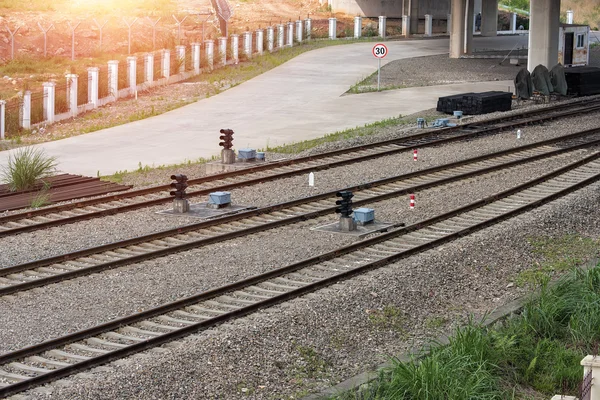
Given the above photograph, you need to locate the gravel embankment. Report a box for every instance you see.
[357,54,521,90]
[9,178,600,400]
[1,151,592,355]
[2,68,600,399]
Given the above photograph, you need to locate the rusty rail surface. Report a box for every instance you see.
[0,174,131,212]
[0,98,599,237]
[1,130,599,296]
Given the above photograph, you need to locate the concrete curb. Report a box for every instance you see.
[303,257,600,400]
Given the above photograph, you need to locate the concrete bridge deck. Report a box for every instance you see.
[0,36,527,177]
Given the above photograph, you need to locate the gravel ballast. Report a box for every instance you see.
[3,55,600,399]
[2,110,600,268]
[0,150,593,355]
[8,180,600,400]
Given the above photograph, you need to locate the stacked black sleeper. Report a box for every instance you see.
[436,91,512,115]
[564,67,600,96]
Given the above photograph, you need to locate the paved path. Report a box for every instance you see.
[0,36,528,176]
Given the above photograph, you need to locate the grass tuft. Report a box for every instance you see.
[331,266,600,400]
[1,146,57,191]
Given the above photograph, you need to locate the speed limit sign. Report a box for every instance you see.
[372,43,388,58]
[372,43,388,91]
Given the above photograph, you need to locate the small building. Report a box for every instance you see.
[558,23,590,67]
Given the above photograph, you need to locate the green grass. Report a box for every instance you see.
[516,234,599,287]
[187,37,380,88]
[368,305,406,333]
[99,154,218,184]
[30,187,51,208]
[331,266,600,400]
[262,117,403,154]
[0,146,57,191]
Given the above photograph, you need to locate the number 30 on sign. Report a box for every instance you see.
[372,43,388,58]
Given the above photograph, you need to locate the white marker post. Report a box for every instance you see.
[372,43,388,91]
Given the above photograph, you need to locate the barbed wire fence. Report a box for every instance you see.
[1,13,221,62]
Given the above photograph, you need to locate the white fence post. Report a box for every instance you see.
[243,31,252,58]
[162,49,170,78]
[354,16,362,38]
[205,40,214,70]
[378,16,387,38]
[66,74,78,118]
[329,18,337,39]
[287,21,294,46]
[218,37,227,66]
[145,53,154,83]
[425,14,433,36]
[127,57,136,95]
[0,100,5,140]
[108,60,119,99]
[296,20,303,43]
[581,355,600,400]
[231,34,239,64]
[305,18,311,40]
[87,67,99,107]
[176,45,186,73]
[266,27,274,52]
[43,82,55,123]
[277,24,285,48]
[21,91,31,130]
[256,30,264,55]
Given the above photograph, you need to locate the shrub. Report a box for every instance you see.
[1,146,58,191]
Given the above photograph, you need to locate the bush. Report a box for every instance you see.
[1,146,58,191]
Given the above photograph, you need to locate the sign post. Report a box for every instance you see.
[372,43,388,91]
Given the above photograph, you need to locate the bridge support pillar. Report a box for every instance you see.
[465,0,474,55]
[528,0,560,71]
[481,0,498,36]
[449,0,466,58]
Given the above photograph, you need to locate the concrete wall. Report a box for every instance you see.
[330,0,403,17]
[414,0,450,18]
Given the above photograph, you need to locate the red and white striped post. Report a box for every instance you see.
[413,149,418,161]
[410,194,415,209]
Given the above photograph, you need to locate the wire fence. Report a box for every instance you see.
[98,65,109,99]
[30,90,45,125]
[5,98,22,135]
[2,15,223,61]
[54,83,69,115]
[78,74,89,106]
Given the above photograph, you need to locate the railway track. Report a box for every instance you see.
[1,98,600,238]
[1,150,599,397]
[2,129,599,297]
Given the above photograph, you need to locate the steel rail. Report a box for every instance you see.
[1,99,600,237]
[1,152,599,397]
[1,130,599,296]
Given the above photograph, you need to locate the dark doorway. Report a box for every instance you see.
[564,32,574,65]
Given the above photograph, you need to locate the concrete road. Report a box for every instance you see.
[0,35,527,176]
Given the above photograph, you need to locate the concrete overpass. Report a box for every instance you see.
[328,0,563,72]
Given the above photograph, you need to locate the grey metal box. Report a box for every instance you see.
[238,148,256,159]
[354,207,375,223]
[209,191,231,205]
